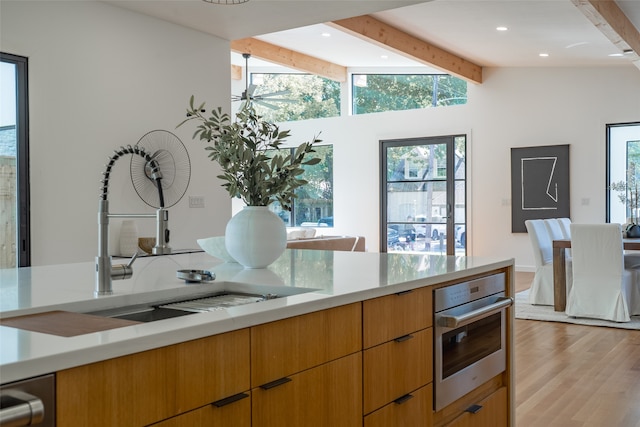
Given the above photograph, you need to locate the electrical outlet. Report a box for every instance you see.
[189,195,205,208]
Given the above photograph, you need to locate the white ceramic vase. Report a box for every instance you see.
[225,206,287,269]
[119,220,139,257]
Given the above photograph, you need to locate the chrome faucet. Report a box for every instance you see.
[95,145,172,296]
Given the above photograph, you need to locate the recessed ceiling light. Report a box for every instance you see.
[321,32,331,38]
[496,26,508,31]
[381,55,389,59]
[539,53,549,57]
[609,53,624,57]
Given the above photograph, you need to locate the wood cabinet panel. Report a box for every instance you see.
[251,303,361,387]
[56,329,250,427]
[252,352,362,427]
[363,286,432,348]
[148,394,251,427]
[364,384,433,427]
[363,327,432,414]
[443,387,507,427]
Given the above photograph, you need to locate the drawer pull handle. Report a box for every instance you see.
[394,334,414,343]
[394,394,414,405]
[212,392,249,408]
[260,377,292,390]
[395,289,413,296]
[465,404,483,414]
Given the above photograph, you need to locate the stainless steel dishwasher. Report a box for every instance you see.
[0,374,55,426]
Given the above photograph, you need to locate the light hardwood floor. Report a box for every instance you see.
[514,272,640,427]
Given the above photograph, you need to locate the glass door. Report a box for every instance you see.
[381,135,466,255]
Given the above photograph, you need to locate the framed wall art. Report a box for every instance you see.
[510,144,570,232]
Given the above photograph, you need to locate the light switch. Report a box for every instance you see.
[189,195,205,208]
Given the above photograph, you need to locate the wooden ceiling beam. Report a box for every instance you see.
[231,38,347,82]
[231,64,242,80]
[572,0,640,70]
[328,15,483,84]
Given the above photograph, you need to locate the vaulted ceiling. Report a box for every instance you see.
[106,0,640,84]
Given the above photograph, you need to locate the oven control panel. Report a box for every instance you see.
[434,272,506,311]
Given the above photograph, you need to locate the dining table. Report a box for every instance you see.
[552,238,640,311]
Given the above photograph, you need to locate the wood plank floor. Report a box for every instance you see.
[514,272,640,427]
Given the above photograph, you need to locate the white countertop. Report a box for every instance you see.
[0,250,513,384]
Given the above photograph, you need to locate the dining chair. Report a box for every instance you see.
[548,218,572,258]
[525,219,556,305]
[556,218,572,239]
[544,218,565,240]
[566,223,640,322]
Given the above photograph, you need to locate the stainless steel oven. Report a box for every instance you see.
[434,273,512,411]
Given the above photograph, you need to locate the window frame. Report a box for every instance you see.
[606,122,640,224]
[1,52,30,267]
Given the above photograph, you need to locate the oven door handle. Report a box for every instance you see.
[0,390,45,427]
[438,296,513,328]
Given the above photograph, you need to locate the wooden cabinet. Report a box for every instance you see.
[252,352,362,427]
[56,329,250,427]
[442,387,507,427]
[364,384,433,427]
[363,328,432,414]
[148,393,251,427]
[362,286,432,349]
[362,287,433,426]
[251,303,361,387]
[251,303,362,427]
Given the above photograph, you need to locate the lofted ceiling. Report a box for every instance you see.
[106,0,640,82]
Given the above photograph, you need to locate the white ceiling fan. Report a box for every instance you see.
[232,53,296,110]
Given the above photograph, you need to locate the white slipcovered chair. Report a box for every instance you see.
[525,219,556,305]
[557,218,572,239]
[546,218,572,259]
[544,218,565,241]
[566,223,640,322]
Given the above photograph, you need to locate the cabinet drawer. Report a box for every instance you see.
[444,387,507,427]
[57,329,250,427]
[251,303,361,387]
[148,392,251,427]
[363,328,433,414]
[364,384,433,427]
[252,352,362,427]
[363,286,432,348]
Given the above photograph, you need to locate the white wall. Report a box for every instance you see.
[1,1,233,265]
[3,2,640,271]
[282,66,640,270]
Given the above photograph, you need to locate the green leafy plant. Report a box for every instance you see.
[611,162,640,224]
[178,97,321,210]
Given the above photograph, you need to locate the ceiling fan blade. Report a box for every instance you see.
[256,89,291,98]
[247,84,258,97]
[254,99,279,110]
[262,97,297,104]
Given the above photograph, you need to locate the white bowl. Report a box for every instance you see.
[197,236,237,263]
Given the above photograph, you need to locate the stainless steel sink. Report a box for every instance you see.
[87,291,279,323]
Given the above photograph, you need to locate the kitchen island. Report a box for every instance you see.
[1,250,515,427]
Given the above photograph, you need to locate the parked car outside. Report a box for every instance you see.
[414,215,447,240]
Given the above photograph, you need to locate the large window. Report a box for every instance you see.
[250,73,340,123]
[607,122,640,224]
[269,144,333,227]
[352,74,467,115]
[1,53,29,267]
